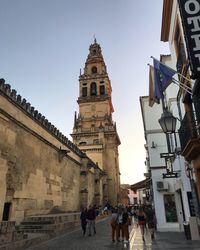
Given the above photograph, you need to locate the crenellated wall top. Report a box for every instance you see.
[0,78,85,157]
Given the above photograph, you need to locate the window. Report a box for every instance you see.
[164,194,178,222]
[90,82,97,96]
[82,87,87,97]
[100,85,105,95]
[91,66,97,74]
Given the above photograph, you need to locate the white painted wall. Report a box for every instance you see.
[164,0,192,224]
[140,0,196,233]
[152,169,180,231]
[140,93,191,231]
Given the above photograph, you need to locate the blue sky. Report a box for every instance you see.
[0,0,169,184]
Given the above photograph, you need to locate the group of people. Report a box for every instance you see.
[110,206,131,243]
[80,205,97,236]
[80,203,156,244]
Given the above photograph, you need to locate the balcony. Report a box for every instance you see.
[178,111,200,161]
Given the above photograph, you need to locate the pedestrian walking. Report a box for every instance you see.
[110,207,118,242]
[137,207,146,241]
[116,207,124,242]
[80,207,87,236]
[86,205,97,236]
[123,207,131,243]
[116,206,130,243]
[145,205,156,240]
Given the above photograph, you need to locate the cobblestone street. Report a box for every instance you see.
[27,218,200,250]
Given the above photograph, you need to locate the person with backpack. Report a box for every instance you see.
[145,205,156,240]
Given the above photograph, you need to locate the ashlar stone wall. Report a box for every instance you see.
[0,79,105,223]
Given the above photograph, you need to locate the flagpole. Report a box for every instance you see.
[172,77,192,92]
[151,56,191,83]
[172,79,193,95]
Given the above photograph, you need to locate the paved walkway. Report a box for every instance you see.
[27,218,200,250]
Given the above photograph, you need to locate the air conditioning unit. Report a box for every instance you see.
[156,181,169,191]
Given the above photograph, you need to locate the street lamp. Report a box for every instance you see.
[158,110,177,134]
[159,109,178,178]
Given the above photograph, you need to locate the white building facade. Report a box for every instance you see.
[139,0,200,233]
[140,91,192,232]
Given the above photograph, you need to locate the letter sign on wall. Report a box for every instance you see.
[178,0,200,79]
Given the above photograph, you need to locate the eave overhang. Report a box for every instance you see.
[130,178,151,192]
[161,0,173,42]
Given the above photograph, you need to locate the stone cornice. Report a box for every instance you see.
[77,95,110,104]
[161,0,173,42]
[0,79,84,157]
[79,74,109,81]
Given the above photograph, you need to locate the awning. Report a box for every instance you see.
[130,178,151,192]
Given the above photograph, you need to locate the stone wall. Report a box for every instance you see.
[0,79,105,223]
[0,156,8,220]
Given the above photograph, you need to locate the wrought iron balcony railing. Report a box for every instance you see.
[178,111,198,152]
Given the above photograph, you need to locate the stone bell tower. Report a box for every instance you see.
[71,39,121,205]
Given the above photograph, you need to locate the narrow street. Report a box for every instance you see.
[27,218,200,250]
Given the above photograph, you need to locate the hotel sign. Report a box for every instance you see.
[178,0,200,79]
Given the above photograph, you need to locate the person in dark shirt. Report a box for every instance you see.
[80,207,87,236]
[145,205,156,240]
[86,205,96,236]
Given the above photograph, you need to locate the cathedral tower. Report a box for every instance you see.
[71,40,121,205]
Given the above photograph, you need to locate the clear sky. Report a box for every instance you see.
[0,0,169,184]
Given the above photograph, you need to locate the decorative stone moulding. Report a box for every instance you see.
[0,78,84,156]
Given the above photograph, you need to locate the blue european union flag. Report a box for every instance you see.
[153,58,176,102]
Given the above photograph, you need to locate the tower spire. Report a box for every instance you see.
[93,34,97,44]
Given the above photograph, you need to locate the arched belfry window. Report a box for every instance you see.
[82,87,87,97]
[100,85,105,95]
[90,82,97,96]
[91,66,97,74]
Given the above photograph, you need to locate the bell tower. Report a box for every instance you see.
[71,39,121,205]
